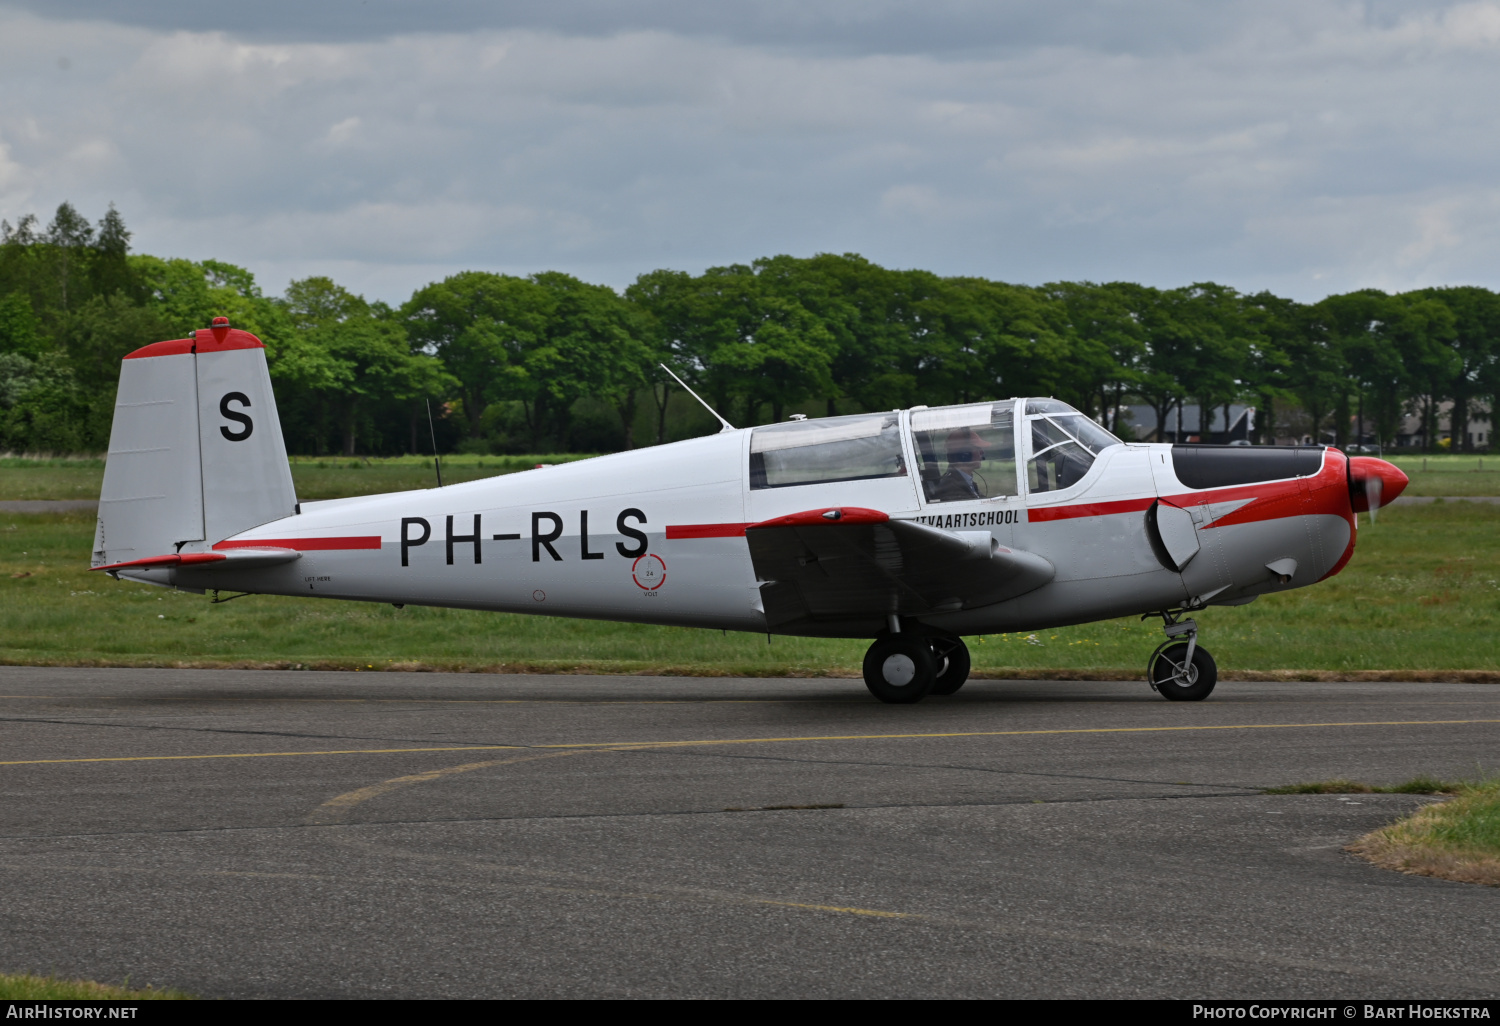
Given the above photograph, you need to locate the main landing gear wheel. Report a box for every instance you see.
[1150,641,1217,701]
[863,634,938,704]
[928,637,971,696]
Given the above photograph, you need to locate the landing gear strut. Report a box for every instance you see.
[1146,612,1217,701]
[928,636,971,696]
[862,630,971,703]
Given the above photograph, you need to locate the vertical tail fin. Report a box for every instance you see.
[94,319,296,568]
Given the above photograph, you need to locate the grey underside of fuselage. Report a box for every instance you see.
[137,508,1346,640]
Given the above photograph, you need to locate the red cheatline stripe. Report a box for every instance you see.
[665,523,751,540]
[1028,498,1154,522]
[214,537,381,551]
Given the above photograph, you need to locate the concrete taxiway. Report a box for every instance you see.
[1,666,1496,999]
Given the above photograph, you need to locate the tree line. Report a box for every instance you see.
[2,202,1496,457]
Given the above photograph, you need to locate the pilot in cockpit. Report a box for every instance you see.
[934,428,986,501]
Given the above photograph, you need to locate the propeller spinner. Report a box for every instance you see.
[1348,455,1409,521]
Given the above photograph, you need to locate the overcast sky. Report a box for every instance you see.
[2,1,1498,304]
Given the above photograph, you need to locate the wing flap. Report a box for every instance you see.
[744,507,1053,629]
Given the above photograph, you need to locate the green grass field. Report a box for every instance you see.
[1348,778,1500,887]
[0,972,191,1000]
[1385,454,1500,496]
[1,494,1495,676]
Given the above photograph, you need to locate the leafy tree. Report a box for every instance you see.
[283,275,369,330]
[275,277,452,455]
[1044,281,1145,434]
[1281,312,1344,446]
[1313,290,1400,447]
[0,353,36,415]
[43,202,94,315]
[124,255,287,348]
[1417,287,1500,451]
[0,292,44,359]
[403,272,554,443]
[1129,286,1191,441]
[88,205,135,300]
[630,263,835,427]
[529,271,653,449]
[1159,283,1254,442]
[622,269,697,445]
[1387,293,1459,449]
[753,253,905,416]
[1235,291,1297,445]
[0,351,93,453]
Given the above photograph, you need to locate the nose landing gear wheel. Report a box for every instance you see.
[863,634,938,704]
[928,637,971,696]
[1150,641,1217,701]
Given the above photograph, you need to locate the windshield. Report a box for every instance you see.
[910,402,1019,502]
[749,413,906,489]
[1025,401,1122,492]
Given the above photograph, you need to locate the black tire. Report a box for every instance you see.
[863,634,938,704]
[1151,642,1217,701]
[928,637,971,696]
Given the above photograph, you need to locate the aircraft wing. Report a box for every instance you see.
[744,507,1053,632]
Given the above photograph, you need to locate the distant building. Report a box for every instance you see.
[1391,401,1491,450]
[1118,404,1254,444]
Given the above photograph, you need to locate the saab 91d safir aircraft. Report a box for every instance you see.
[92,319,1409,703]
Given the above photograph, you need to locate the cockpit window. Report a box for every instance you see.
[1025,402,1121,492]
[911,403,1019,503]
[749,413,905,489]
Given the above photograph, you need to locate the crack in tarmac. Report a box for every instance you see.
[0,789,1343,841]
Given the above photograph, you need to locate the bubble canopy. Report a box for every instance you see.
[747,399,1121,497]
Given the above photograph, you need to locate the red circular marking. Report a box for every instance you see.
[631,554,666,590]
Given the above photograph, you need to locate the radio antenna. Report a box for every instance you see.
[659,363,734,433]
[426,398,444,487]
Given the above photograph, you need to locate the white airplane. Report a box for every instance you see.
[91,320,1409,703]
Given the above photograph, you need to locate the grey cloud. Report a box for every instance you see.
[2,3,1498,306]
[0,0,1455,53]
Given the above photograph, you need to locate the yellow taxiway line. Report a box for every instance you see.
[536,719,1500,750]
[0,745,527,767]
[2,718,1497,768]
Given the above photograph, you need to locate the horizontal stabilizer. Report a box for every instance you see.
[745,506,1053,631]
[92,547,301,573]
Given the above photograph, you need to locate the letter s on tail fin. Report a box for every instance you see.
[93,320,297,569]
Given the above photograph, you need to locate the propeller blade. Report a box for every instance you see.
[1365,473,1383,523]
